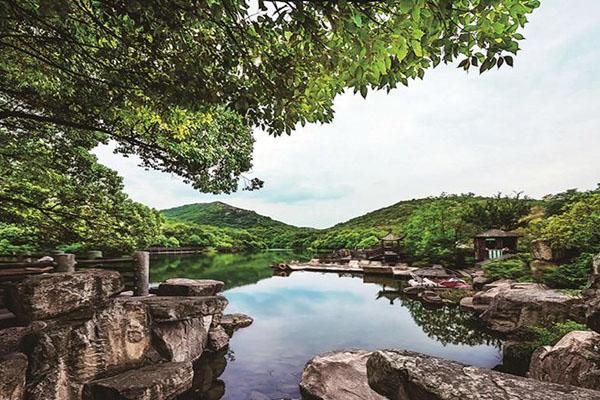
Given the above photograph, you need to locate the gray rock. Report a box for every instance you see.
[300,350,386,400]
[136,296,228,322]
[472,280,514,306]
[367,349,600,400]
[459,297,488,313]
[220,313,253,336]
[480,283,582,333]
[529,330,600,390]
[25,299,153,400]
[5,269,123,322]
[85,361,193,400]
[153,317,209,362]
[0,352,27,400]
[207,325,229,352]
[157,279,224,297]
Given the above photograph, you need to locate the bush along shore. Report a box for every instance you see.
[0,269,253,400]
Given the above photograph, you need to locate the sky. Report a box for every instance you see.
[95,0,600,229]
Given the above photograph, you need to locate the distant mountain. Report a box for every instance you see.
[161,201,293,229]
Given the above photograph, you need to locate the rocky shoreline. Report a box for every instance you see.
[0,269,252,400]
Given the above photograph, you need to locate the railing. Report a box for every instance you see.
[0,251,149,295]
[488,249,503,260]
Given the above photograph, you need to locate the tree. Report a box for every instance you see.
[1,0,540,193]
[0,128,162,253]
[463,192,532,231]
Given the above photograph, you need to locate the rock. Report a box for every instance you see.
[157,279,224,297]
[5,269,123,322]
[531,240,562,262]
[85,361,193,400]
[366,349,600,400]
[207,325,229,352]
[0,353,28,400]
[459,297,488,313]
[153,317,209,362]
[0,321,45,356]
[220,313,253,336]
[137,296,228,322]
[419,291,452,306]
[498,340,535,376]
[593,253,600,280]
[472,280,513,306]
[529,330,600,390]
[472,276,492,291]
[585,289,600,333]
[25,299,153,400]
[299,350,386,400]
[480,283,582,333]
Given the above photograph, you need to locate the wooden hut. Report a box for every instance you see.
[474,229,519,262]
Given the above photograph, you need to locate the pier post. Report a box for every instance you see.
[133,251,150,296]
[55,253,76,272]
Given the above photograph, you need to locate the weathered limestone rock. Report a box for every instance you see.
[0,352,28,400]
[85,361,193,400]
[300,350,386,400]
[25,299,153,400]
[593,252,600,281]
[220,313,253,336]
[530,240,562,262]
[529,330,600,390]
[5,270,123,322]
[585,289,600,333]
[366,349,600,400]
[472,275,492,291]
[153,318,209,362]
[459,297,488,313]
[480,282,582,333]
[138,296,227,323]
[157,279,224,297]
[472,280,514,307]
[0,321,45,356]
[207,325,229,352]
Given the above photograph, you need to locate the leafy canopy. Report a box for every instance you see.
[1,0,540,192]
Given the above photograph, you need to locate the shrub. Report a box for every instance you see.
[482,258,533,282]
[542,253,593,289]
[526,320,589,349]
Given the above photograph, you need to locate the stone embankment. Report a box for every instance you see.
[0,269,252,400]
[300,349,600,400]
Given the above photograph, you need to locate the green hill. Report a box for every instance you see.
[161,201,292,229]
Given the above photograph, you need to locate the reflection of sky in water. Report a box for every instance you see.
[220,272,502,400]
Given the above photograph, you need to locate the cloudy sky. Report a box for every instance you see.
[95,0,600,229]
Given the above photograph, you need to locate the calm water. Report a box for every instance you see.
[151,253,502,400]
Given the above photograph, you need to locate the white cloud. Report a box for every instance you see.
[95,0,600,228]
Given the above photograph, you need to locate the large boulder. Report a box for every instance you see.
[152,318,209,362]
[472,280,514,307]
[480,283,583,333]
[530,240,563,262]
[592,252,600,277]
[367,349,600,400]
[157,279,224,297]
[25,299,153,400]
[85,361,193,400]
[5,270,123,322]
[0,352,28,400]
[138,296,227,323]
[529,330,600,390]
[299,350,386,400]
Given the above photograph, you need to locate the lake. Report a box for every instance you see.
[151,252,502,400]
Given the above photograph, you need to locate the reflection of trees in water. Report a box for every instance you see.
[399,296,501,347]
[150,251,308,289]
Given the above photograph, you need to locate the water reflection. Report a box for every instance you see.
[153,254,502,400]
